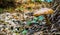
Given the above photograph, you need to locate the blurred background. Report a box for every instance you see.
[0,0,60,35]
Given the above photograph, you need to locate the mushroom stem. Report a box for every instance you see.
[44,15,51,25]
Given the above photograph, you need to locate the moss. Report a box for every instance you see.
[0,8,4,13]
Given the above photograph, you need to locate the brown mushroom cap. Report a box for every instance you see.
[33,8,54,16]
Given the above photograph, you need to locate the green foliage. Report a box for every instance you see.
[38,16,45,21]
[27,20,32,26]
[22,30,28,35]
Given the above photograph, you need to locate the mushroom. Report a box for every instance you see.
[33,8,54,25]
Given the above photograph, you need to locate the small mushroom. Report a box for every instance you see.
[33,8,54,25]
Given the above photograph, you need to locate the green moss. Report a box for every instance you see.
[0,8,4,13]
